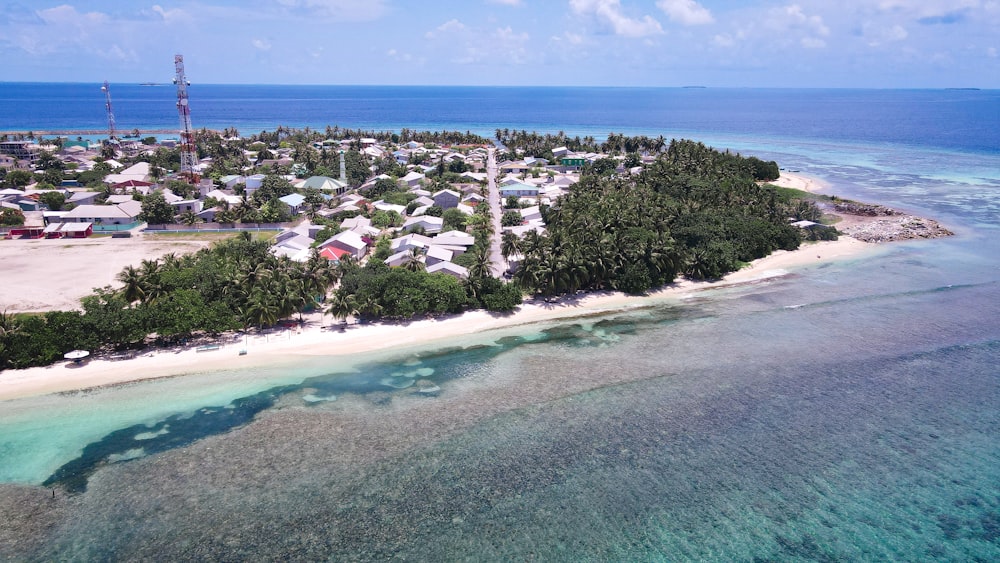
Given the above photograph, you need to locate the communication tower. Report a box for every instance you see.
[173,54,199,183]
[100,81,116,141]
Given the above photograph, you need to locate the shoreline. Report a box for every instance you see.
[0,184,874,402]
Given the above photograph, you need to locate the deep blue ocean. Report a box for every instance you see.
[1,84,999,560]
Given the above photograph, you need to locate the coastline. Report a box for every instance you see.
[0,179,874,402]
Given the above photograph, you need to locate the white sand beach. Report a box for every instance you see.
[0,229,871,402]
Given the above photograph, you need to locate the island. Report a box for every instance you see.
[0,127,951,395]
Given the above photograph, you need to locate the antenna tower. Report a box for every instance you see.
[173,54,199,183]
[100,81,116,141]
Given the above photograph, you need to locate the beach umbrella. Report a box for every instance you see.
[64,350,90,361]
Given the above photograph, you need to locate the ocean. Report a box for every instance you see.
[1,85,999,560]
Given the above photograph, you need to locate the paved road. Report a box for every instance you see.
[486,148,505,277]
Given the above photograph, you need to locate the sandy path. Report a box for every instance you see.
[0,237,209,312]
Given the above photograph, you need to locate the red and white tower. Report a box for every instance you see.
[100,81,116,141]
[173,54,199,183]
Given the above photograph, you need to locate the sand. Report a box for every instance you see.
[0,237,209,312]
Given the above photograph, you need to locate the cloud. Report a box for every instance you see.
[656,0,714,26]
[487,0,523,5]
[252,38,272,51]
[917,10,968,24]
[570,0,664,37]
[426,18,466,38]
[37,4,108,26]
[149,4,189,24]
[765,4,829,48]
[274,0,387,21]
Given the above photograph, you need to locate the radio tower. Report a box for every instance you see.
[173,54,199,183]
[100,81,116,141]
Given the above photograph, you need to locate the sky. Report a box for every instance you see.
[1,0,997,87]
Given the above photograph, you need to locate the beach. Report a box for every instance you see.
[0,176,875,402]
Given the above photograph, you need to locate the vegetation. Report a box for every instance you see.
[513,139,804,295]
[0,235,338,370]
[0,208,25,227]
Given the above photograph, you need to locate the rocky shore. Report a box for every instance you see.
[828,201,953,243]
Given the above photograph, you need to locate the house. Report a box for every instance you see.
[433,230,476,247]
[318,230,367,260]
[301,175,349,195]
[431,189,461,209]
[278,193,306,215]
[66,191,101,207]
[402,215,443,234]
[171,199,203,215]
[520,205,543,223]
[552,146,570,158]
[499,182,540,198]
[424,245,453,266]
[384,249,418,268]
[390,233,435,254]
[319,246,353,261]
[60,200,142,230]
[399,171,425,188]
[426,261,468,279]
[244,174,266,194]
[103,162,151,185]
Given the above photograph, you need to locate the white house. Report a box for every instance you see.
[431,189,461,209]
[426,261,468,279]
[402,215,443,234]
[318,230,368,260]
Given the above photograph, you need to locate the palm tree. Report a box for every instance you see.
[178,210,200,226]
[401,247,425,272]
[501,231,522,262]
[467,244,493,280]
[325,293,358,328]
[116,265,146,303]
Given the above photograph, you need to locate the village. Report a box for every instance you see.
[0,132,646,286]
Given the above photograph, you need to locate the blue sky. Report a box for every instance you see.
[1,0,997,87]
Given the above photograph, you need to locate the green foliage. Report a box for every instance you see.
[514,139,802,296]
[501,210,523,227]
[367,177,401,199]
[336,266,467,320]
[139,192,176,224]
[3,169,32,188]
[442,208,468,232]
[38,192,66,211]
[252,174,293,204]
[475,278,523,312]
[424,205,444,217]
[382,191,416,206]
[0,208,25,226]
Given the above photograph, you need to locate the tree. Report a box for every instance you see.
[139,192,176,224]
[178,210,201,226]
[38,191,66,211]
[0,208,25,227]
[325,293,358,327]
[442,208,468,232]
[3,169,32,188]
[501,210,523,227]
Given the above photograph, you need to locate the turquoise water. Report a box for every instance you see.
[1,87,999,559]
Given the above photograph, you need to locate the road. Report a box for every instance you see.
[486,148,505,277]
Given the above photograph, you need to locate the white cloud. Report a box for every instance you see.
[252,38,272,51]
[274,0,387,21]
[988,47,997,58]
[570,0,664,37]
[488,0,523,5]
[99,44,139,63]
[656,0,714,26]
[426,18,467,38]
[149,4,189,24]
[37,5,108,26]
